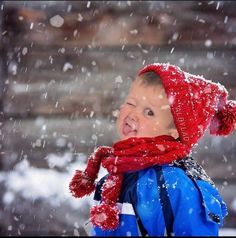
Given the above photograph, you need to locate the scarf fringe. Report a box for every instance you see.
[69,135,191,231]
[90,203,120,230]
[69,170,96,198]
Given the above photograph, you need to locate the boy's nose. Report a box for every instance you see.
[128,111,139,122]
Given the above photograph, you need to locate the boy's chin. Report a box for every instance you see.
[119,133,138,141]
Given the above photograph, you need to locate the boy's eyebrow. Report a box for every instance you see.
[127,95,158,108]
[126,96,136,101]
[142,96,158,107]
[149,101,158,108]
[142,97,158,108]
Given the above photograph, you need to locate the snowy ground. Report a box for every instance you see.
[0,152,235,235]
[0,152,107,210]
[219,228,236,236]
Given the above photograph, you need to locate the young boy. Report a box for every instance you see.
[70,63,235,236]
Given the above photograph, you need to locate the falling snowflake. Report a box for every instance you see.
[63,62,73,72]
[50,15,64,28]
[115,75,123,84]
[205,39,212,47]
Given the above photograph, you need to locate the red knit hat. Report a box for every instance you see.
[138,63,236,147]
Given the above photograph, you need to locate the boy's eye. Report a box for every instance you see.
[126,102,135,106]
[144,108,154,116]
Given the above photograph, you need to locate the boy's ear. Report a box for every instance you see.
[169,128,179,139]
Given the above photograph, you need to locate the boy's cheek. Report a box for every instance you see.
[117,106,126,119]
[115,113,122,131]
[118,104,125,114]
[115,119,123,139]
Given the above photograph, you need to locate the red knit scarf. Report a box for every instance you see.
[69,135,191,230]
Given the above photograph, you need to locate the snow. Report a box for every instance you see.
[93,213,107,223]
[0,152,107,210]
[90,111,94,118]
[231,198,236,211]
[172,32,179,41]
[49,15,64,28]
[3,191,15,205]
[205,39,212,47]
[156,144,165,151]
[55,137,68,147]
[63,62,73,72]
[130,29,138,35]
[77,13,83,22]
[73,229,80,236]
[8,61,17,75]
[199,19,206,24]
[87,1,91,8]
[67,4,72,13]
[30,22,34,30]
[112,109,119,118]
[115,75,123,84]
[219,228,236,236]
[73,29,78,37]
[45,152,73,169]
[91,134,98,141]
[22,47,28,55]
[58,47,65,54]
[1,121,234,230]
[179,58,185,64]
[224,16,228,24]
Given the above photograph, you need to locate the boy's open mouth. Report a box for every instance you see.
[122,121,137,136]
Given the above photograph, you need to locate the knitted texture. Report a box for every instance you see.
[70,135,190,230]
[138,63,236,147]
[70,63,236,231]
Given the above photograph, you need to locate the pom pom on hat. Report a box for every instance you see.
[138,63,236,147]
[209,100,236,136]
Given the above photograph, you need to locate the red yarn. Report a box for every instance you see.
[102,135,190,174]
[138,63,236,146]
[101,174,124,203]
[70,63,236,231]
[69,146,112,198]
[69,170,95,198]
[90,204,120,230]
[70,135,191,230]
[209,100,236,136]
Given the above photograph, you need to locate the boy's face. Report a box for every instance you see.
[116,78,178,140]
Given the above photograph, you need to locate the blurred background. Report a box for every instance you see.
[0,1,236,236]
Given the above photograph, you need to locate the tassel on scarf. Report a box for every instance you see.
[69,135,190,230]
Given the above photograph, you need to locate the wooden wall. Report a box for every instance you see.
[1,1,236,235]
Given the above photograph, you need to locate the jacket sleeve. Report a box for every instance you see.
[163,166,227,236]
[135,166,227,236]
[91,174,141,236]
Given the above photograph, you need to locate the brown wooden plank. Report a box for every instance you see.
[3,47,236,117]
[215,182,236,228]
[2,117,236,180]
[3,71,128,117]
[2,118,118,170]
[6,47,236,87]
[193,131,236,180]
[3,2,236,47]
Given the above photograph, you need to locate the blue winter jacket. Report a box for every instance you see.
[91,157,227,236]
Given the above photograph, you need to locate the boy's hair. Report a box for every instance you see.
[138,63,236,147]
[136,71,176,131]
[136,71,162,86]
